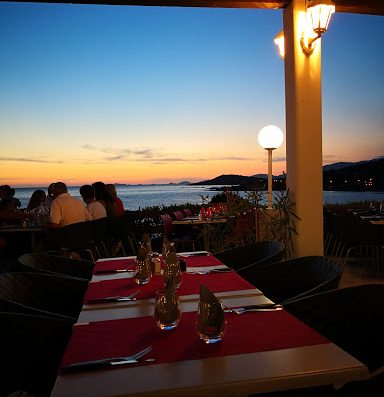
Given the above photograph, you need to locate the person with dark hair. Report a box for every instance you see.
[79,185,107,220]
[106,184,124,216]
[45,183,56,209]
[0,185,21,209]
[48,182,91,228]
[0,185,26,225]
[92,181,118,217]
[27,189,47,211]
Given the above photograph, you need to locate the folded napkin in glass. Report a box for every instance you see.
[196,284,226,343]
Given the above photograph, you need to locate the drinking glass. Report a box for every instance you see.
[134,259,152,285]
[154,289,181,331]
[196,300,227,344]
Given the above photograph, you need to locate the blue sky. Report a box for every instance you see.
[0,3,383,186]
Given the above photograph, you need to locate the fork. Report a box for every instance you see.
[62,346,153,372]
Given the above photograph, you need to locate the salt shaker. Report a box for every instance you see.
[151,252,161,274]
[179,259,186,272]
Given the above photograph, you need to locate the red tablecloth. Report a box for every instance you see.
[61,310,329,368]
[85,272,253,303]
[93,254,221,274]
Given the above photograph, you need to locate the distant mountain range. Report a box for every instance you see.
[191,157,384,191]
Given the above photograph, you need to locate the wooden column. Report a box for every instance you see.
[283,0,324,256]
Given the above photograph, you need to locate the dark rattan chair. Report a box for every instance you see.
[285,284,384,373]
[214,240,285,272]
[18,253,95,280]
[0,312,73,397]
[0,271,88,320]
[0,297,74,321]
[44,220,95,260]
[246,255,343,304]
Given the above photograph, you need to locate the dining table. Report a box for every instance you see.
[0,224,44,253]
[172,216,227,250]
[51,251,369,397]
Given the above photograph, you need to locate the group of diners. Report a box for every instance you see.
[0,181,125,229]
[0,182,126,267]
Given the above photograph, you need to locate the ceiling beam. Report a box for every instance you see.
[1,1,383,16]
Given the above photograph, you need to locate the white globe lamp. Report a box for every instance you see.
[258,125,284,209]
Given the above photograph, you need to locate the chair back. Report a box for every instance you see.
[183,208,193,217]
[215,240,285,271]
[161,214,174,236]
[0,311,73,397]
[19,253,94,280]
[44,220,94,259]
[285,284,384,372]
[0,297,74,320]
[0,271,88,320]
[173,210,185,220]
[248,255,343,304]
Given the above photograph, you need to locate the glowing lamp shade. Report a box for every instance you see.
[274,31,285,58]
[308,0,335,35]
[258,125,284,150]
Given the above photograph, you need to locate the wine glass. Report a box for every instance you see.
[134,259,152,285]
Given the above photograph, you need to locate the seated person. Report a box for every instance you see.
[79,185,107,220]
[106,183,125,216]
[48,182,91,228]
[27,189,47,211]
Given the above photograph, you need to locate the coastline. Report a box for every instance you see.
[12,185,384,211]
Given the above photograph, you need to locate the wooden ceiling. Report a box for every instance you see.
[1,0,384,16]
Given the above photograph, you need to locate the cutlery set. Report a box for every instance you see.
[62,346,153,372]
[87,290,140,304]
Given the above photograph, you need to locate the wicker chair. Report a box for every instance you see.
[0,271,88,320]
[18,253,95,280]
[0,297,74,320]
[246,255,343,305]
[285,284,384,374]
[44,220,95,261]
[0,311,73,397]
[214,240,285,272]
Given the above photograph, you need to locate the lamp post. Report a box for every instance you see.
[258,125,284,209]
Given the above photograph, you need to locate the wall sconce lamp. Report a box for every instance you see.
[301,0,335,54]
[274,31,285,58]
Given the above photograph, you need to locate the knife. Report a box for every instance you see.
[95,268,134,274]
[240,303,281,310]
[181,252,210,257]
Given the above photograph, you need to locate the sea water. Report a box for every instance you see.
[12,185,384,210]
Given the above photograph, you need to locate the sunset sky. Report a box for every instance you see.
[0,3,383,187]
